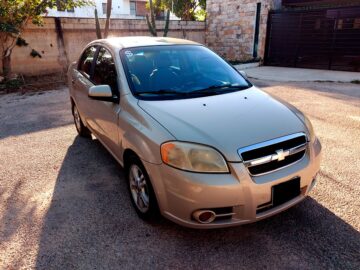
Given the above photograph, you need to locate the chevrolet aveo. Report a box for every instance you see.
[68,37,321,228]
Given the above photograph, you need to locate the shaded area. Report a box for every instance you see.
[35,136,360,269]
[0,182,37,245]
[0,88,72,139]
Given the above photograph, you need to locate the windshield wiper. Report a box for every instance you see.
[137,89,186,96]
[189,84,249,95]
[137,84,249,97]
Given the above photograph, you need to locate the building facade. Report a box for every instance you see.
[206,0,360,67]
[47,0,148,18]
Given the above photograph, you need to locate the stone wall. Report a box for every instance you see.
[206,0,281,62]
[2,17,205,76]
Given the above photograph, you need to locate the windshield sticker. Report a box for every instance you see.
[125,51,133,57]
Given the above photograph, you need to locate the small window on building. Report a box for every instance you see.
[102,3,107,14]
[315,18,321,30]
[354,18,360,29]
[130,1,136,16]
[337,19,343,30]
[338,18,356,30]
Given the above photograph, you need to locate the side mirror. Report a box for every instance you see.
[239,70,248,79]
[88,85,116,102]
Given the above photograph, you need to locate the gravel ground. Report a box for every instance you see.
[0,81,359,269]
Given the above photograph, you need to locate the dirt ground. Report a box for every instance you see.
[0,81,359,269]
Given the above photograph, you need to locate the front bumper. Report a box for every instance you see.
[143,138,322,229]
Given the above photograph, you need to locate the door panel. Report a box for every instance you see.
[74,46,97,123]
[88,47,121,158]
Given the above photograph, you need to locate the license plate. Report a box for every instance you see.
[272,177,300,207]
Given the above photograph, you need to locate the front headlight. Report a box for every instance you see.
[304,115,316,142]
[160,141,229,173]
[293,109,315,143]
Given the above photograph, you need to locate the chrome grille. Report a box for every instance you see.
[238,133,308,176]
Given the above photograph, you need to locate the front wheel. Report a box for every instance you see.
[72,104,91,138]
[127,156,159,220]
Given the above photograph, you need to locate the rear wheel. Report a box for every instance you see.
[126,156,159,220]
[72,104,91,138]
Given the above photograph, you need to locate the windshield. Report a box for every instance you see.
[120,45,251,100]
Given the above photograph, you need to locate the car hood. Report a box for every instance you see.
[138,87,306,162]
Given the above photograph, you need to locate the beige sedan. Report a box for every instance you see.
[68,37,321,228]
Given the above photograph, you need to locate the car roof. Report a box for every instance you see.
[90,36,201,50]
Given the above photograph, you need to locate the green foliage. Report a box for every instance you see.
[0,0,93,79]
[0,23,19,35]
[160,0,206,20]
[94,8,102,39]
[194,7,206,21]
[146,0,166,17]
[0,78,23,91]
[0,1,93,32]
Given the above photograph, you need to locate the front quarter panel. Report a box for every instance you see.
[119,94,175,165]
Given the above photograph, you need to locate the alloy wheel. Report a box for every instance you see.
[73,106,81,131]
[129,164,150,213]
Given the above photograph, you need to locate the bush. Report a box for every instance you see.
[0,78,24,92]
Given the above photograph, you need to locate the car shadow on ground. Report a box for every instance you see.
[34,136,360,269]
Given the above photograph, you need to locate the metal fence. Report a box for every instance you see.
[265,6,360,71]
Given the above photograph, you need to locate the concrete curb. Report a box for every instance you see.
[233,62,260,70]
[236,66,360,83]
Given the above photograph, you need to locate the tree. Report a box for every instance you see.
[146,0,170,37]
[161,0,206,21]
[0,0,92,81]
[94,8,102,39]
[146,0,166,18]
[104,0,112,38]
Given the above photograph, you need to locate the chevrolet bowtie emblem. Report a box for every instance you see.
[275,149,286,161]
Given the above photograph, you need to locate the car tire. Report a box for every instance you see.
[126,155,160,220]
[72,104,91,138]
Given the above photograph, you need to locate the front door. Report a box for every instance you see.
[88,46,121,158]
[73,45,97,122]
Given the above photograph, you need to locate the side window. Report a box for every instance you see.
[78,46,97,78]
[93,47,119,96]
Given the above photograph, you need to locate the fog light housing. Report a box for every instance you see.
[192,210,216,224]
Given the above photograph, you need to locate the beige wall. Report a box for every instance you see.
[2,18,205,76]
[206,0,280,62]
